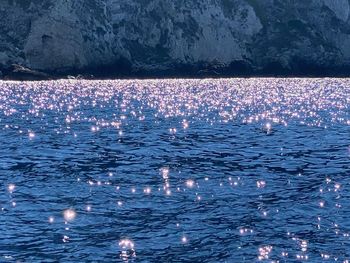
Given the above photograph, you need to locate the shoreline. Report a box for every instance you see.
[2,74,350,82]
[2,76,350,82]
[2,64,350,81]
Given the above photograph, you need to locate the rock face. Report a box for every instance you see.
[1,0,350,76]
[5,64,50,80]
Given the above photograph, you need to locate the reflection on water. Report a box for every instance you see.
[0,78,350,262]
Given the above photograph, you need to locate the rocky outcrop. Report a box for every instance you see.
[1,0,350,77]
[23,1,115,71]
[110,1,262,67]
[4,64,50,80]
[324,0,349,22]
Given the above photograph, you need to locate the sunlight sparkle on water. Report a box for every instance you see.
[1,78,350,261]
[256,180,266,189]
[7,184,15,193]
[119,239,136,259]
[301,240,308,252]
[143,187,151,194]
[63,209,77,222]
[161,167,169,180]
[258,245,273,260]
[119,239,135,250]
[186,179,195,188]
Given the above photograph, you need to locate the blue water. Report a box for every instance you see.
[0,78,349,262]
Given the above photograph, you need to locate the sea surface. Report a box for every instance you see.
[0,78,349,262]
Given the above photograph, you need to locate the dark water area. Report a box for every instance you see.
[0,78,349,262]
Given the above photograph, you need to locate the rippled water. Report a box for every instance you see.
[0,78,350,262]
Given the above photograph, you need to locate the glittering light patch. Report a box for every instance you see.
[119,239,136,259]
[258,245,273,260]
[185,179,195,188]
[7,184,15,193]
[63,209,77,222]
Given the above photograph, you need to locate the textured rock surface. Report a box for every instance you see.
[1,0,350,76]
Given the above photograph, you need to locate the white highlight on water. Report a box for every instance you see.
[63,209,77,222]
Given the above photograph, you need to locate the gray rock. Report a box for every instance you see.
[324,0,349,22]
[0,52,9,66]
[7,64,50,81]
[0,0,350,76]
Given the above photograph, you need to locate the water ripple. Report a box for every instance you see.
[0,78,349,262]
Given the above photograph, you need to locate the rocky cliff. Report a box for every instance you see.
[1,0,350,77]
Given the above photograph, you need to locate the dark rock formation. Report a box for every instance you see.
[1,0,350,78]
[5,64,50,81]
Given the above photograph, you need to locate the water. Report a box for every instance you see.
[0,78,349,262]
